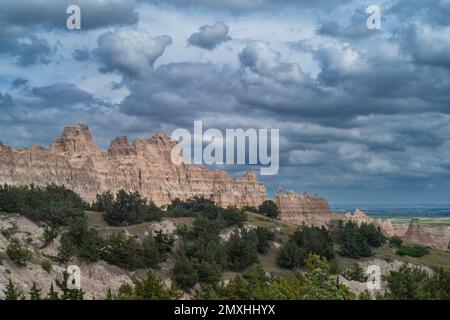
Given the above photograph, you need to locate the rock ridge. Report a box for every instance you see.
[0,124,267,208]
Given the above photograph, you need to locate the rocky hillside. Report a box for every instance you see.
[0,213,132,299]
[0,124,267,208]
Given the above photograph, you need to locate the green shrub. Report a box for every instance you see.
[292,225,335,260]
[384,265,431,299]
[6,238,32,266]
[103,190,163,226]
[396,245,429,257]
[91,191,114,212]
[41,260,52,273]
[43,225,59,245]
[339,222,371,258]
[117,271,181,300]
[389,235,403,247]
[359,223,386,247]
[172,255,199,290]
[343,263,368,282]
[254,227,275,254]
[277,240,305,269]
[0,184,85,226]
[257,200,279,218]
[225,228,258,271]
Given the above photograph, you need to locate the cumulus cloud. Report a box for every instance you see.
[239,42,309,84]
[188,22,231,50]
[95,29,172,79]
[396,25,450,69]
[2,0,450,202]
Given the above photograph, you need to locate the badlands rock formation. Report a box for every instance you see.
[275,189,408,237]
[343,209,408,237]
[0,214,131,299]
[274,189,334,226]
[275,189,449,249]
[401,219,450,250]
[402,219,435,247]
[0,124,267,207]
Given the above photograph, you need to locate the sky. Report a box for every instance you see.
[1,0,450,204]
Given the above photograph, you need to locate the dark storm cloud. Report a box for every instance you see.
[0,92,15,113]
[188,22,231,50]
[118,39,450,131]
[31,83,97,107]
[0,84,133,148]
[3,0,450,202]
[11,78,29,88]
[388,0,450,27]
[0,0,138,35]
[394,25,450,70]
[119,62,241,126]
[138,0,352,13]
[0,35,55,66]
[0,0,138,65]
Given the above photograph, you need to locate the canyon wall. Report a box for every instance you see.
[275,189,449,250]
[0,124,267,208]
[274,189,335,226]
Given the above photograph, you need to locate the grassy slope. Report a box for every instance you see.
[85,210,450,273]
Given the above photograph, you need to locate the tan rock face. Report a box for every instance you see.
[402,219,434,245]
[274,189,334,227]
[274,190,408,238]
[401,218,449,249]
[0,124,267,208]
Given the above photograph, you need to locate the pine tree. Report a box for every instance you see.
[29,282,42,300]
[46,283,59,300]
[106,288,114,300]
[3,279,21,300]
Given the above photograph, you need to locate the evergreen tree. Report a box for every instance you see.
[172,255,199,290]
[277,240,305,269]
[118,271,181,300]
[254,227,275,254]
[257,200,279,218]
[43,225,59,245]
[46,283,59,300]
[291,225,335,260]
[3,279,21,300]
[105,288,114,300]
[6,238,32,266]
[339,222,371,258]
[29,282,42,300]
[225,228,258,271]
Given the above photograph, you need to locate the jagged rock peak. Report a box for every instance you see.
[49,124,101,157]
[108,136,135,156]
[0,140,9,152]
[0,124,268,208]
[402,219,435,247]
[241,171,258,181]
[148,132,176,145]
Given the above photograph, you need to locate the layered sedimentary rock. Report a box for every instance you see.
[343,209,408,237]
[274,189,335,226]
[0,124,267,207]
[274,190,410,237]
[402,219,434,246]
[430,227,450,251]
[401,219,450,250]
